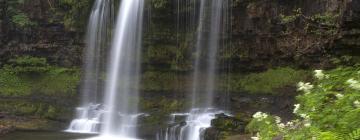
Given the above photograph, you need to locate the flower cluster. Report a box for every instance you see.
[275,116,285,130]
[354,100,360,108]
[314,70,325,80]
[251,133,260,140]
[293,104,300,114]
[248,67,360,140]
[297,82,314,94]
[346,79,360,90]
[253,112,268,121]
[335,94,344,99]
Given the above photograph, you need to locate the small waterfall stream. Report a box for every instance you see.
[66,0,113,134]
[67,0,228,139]
[158,0,229,140]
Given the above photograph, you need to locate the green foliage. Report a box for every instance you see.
[247,67,360,139]
[223,67,309,94]
[348,128,360,140]
[241,67,309,94]
[11,12,36,28]
[6,56,50,74]
[0,100,70,119]
[6,0,37,28]
[0,69,31,96]
[311,13,338,27]
[308,12,339,36]
[58,0,93,30]
[279,8,302,24]
[141,71,178,92]
[0,56,80,97]
[152,0,168,8]
[141,98,184,126]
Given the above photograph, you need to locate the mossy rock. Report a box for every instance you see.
[218,67,311,95]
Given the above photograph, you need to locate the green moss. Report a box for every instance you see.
[140,98,184,125]
[0,70,32,96]
[0,99,72,121]
[220,67,310,94]
[0,56,80,97]
[11,12,37,28]
[53,0,92,30]
[141,71,182,92]
[144,45,177,65]
[242,67,309,94]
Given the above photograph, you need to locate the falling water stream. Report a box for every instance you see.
[67,0,144,139]
[66,0,113,134]
[89,0,144,139]
[158,0,228,140]
[67,0,228,139]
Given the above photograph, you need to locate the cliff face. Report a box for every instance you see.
[0,0,89,67]
[1,0,359,71]
[229,0,359,71]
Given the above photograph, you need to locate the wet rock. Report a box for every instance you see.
[204,113,248,140]
[0,124,15,135]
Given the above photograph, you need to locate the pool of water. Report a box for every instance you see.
[1,131,98,140]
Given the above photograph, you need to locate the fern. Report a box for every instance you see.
[347,129,360,140]
[333,129,360,140]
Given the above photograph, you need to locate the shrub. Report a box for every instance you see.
[247,67,360,140]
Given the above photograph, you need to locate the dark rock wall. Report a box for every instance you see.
[229,0,353,71]
[1,0,359,71]
[0,0,86,67]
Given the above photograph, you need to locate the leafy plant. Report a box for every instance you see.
[58,0,93,30]
[279,8,302,24]
[247,67,360,139]
[6,0,37,28]
[152,0,168,8]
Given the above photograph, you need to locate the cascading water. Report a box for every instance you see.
[66,0,113,134]
[158,0,228,140]
[87,0,145,139]
[67,0,144,139]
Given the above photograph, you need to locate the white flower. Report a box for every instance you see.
[293,104,300,114]
[314,70,325,80]
[346,79,360,90]
[311,107,316,111]
[278,123,285,129]
[275,116,281,124]
[253,112,268,121]
[335,94,344,99]
[251,133,260,140]
[354,100,360,108]
[304,122,311,127]
[300,113,310,119]
[297,82,314,93]
[286,121,294,127]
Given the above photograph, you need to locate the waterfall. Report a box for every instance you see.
[67,0,144,139]
[100,0,144,137]
[66,0,113,134]
[158,0,228,140]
